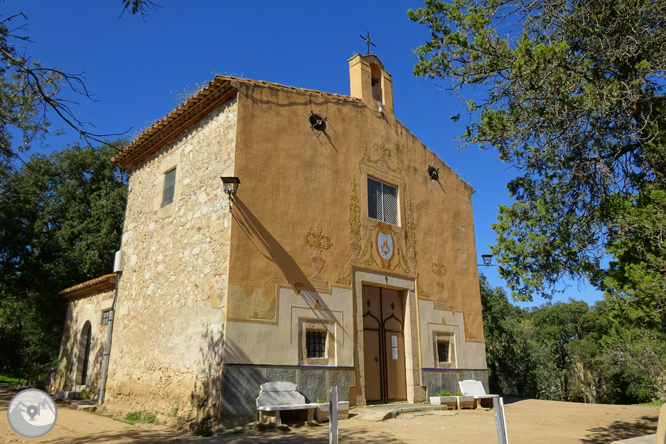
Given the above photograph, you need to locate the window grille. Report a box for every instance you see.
[161,168,177,207]
[437,340,450,363]
[306,330,326,358]
[102,310,111,326]
[367,177,398,224]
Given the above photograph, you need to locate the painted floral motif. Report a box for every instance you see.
[304,223,332,251]
[431,261,447,277]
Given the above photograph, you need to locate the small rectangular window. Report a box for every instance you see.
[368,177,398,225]
[306,330,326,358]
[437,340,450,363]
[161,168,177,207]
[102,310,111,326]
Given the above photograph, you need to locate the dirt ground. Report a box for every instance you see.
[1,388,660,443]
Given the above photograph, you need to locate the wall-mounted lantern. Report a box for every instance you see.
[309,111,328,135]
[479,254,493,266]
[220,176,240,213]
[428,165,440,182]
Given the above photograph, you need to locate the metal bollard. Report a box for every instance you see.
[494,396,509,444]
[329,386,338,444]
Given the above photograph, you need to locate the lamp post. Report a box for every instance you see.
[220,177,240,213]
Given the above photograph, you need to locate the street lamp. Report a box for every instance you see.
[220,177,240,213]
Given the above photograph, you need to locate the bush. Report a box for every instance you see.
[124,411,156,425]
[194,416,213,437]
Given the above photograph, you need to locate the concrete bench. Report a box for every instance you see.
[459,379,499,408]
[256,381,321,426]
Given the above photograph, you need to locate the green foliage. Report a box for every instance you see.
[435,390,451,397]
[194,416,213,437]
[124,411,156,424]
[76,390,91,400]
[0,12,62,166]
[313,398,327,403]
[410,0,666,325]
[0,372,21,386]
[125,411,142,423]
[480,276,539,397]
[480,276,665,403]
[0,142,127,374]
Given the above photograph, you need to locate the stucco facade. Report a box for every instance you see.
[56,54,488,427]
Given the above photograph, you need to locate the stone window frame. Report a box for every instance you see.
[367,176,398,225]
[305,330,327,359]
[101,310,111,326]
[154,153,182,217]
[161,167,177,207]
[434,332,456,369]
[359,165,405,228]
[299,319,335,366]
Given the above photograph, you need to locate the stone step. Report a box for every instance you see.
[70,400,98,411]
[355,403,450,422]
[57,391,80,400]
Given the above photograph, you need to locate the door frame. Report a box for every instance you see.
[362,285,407,403]
[353,269,425,405]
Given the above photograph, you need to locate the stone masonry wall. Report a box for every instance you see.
[103,98,237,421]
[52,287,115,396]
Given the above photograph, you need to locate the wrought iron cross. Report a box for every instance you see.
[359,30,376,55]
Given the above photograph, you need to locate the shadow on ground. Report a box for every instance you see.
[50,426,401,443]
[581,415,658,444]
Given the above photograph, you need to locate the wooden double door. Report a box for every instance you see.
[362,285,407,404]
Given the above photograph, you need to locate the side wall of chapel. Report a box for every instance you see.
[103,99,237,419]
[52,287,115,396]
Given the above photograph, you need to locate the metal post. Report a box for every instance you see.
[329,386,338,444]
[494,397,509,444]
[98,250,124,404]
[97,273,119,404]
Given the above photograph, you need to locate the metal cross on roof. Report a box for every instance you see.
[359,30,376,55]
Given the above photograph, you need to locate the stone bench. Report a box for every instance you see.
[256,381,349,425]
[459,379,499,408]
[256,381,321,426]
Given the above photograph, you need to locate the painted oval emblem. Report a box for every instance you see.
[377,232,394,261]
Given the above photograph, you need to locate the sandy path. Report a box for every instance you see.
[1,389,660,443]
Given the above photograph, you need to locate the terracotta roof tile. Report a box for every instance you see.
[59,274,116,299]
[112,76,360,169]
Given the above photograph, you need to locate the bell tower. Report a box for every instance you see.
[348,54,394,117]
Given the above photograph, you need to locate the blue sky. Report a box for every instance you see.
[8,0,603,308]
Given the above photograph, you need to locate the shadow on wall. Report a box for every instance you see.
[232,198,336,314]
[189,322,225,419]
[51,310,105,395]
[581,415,658,444]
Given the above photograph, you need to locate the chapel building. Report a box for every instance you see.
[53,54,488,426]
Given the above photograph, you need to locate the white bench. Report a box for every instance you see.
[459,379,499,408]
[256,381,320,426]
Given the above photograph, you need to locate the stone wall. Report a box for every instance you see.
[421,369,489,397]
[53,286,115,396]
[103,98,237,420]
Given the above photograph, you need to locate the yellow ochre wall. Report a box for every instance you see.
[224,55,485,376]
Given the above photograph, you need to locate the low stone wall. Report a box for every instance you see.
[220,365,354,427]
[421,369,489,397]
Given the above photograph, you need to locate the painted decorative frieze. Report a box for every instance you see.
[360,142,403,174]
[304,223,332,293]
